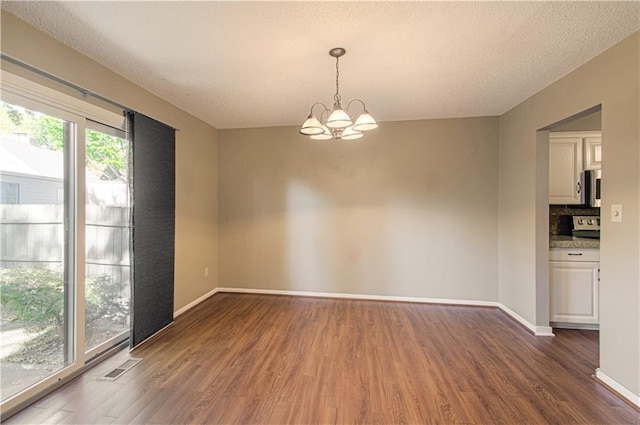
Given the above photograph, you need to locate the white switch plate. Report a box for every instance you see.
[611,204,622,222]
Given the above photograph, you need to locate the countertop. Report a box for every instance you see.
[549,235,600,249]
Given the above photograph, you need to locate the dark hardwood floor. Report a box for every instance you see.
[6,293,640,424]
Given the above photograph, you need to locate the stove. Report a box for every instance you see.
[572,215,600,239]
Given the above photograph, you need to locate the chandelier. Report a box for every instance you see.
[299,47,378,140]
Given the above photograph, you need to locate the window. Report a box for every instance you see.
[0,182,19,204]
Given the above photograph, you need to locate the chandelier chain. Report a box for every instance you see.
[334,56,341,104]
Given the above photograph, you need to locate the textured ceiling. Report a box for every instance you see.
[2,1,639,130]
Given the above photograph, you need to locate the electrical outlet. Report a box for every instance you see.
[204,267,209,277]
[611,204,622,223]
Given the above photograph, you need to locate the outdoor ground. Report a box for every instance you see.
[1,317,125,400]
[1,318,61,399]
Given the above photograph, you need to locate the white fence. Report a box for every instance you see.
[0,204,131,286]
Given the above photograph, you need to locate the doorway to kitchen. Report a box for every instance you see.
[539,105,602,358]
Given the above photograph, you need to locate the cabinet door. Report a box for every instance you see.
[549,261,599,324]
[549,137,583,204]
[584,136,602,170]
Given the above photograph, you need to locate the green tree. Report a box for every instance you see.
[35,115,64,151]
[1,101,128,180]
[5,103,24,127]
[86,128,127,181]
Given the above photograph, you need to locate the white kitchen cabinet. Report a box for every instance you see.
[549,135,583,204]
[584,136,602,170]
[549,249,599,326]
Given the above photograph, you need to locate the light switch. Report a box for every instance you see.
[611,204,622,222]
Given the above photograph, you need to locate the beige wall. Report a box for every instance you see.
[553,110,601,131]
[499,32,639,395]
[1,13,219,312]
[219,117,499,301]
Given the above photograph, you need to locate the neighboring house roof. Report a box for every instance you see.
[1,136,129,206]
[0,136,63,179]
[0,136,101,183]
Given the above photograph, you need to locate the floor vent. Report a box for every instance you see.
[99,358,142,381]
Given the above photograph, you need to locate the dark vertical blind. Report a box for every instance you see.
[130,112,175,348]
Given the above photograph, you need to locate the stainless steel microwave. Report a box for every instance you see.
[584,169,601,207]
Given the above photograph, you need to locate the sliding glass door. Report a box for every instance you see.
[0,75,130,411]
[84,123,130,357]
[0,100,76,401]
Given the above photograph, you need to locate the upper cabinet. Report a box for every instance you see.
[584,136,602,170]
[550,135,584,204]
[549,131,601,205]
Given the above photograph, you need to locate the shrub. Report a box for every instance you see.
[0,267,64,334]
[85,274,129,327]
[0,266,129,337]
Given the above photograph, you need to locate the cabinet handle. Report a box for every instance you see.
[576,182,581,194]
[568,253,583,256]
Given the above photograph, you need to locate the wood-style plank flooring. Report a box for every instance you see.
[5,293,640,424]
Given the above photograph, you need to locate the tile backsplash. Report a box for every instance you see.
[549,205,600,235]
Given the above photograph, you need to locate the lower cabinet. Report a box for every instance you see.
[549,249,599,326]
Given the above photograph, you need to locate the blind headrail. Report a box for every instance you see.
[2,53,130,113]
[1,54,178,131]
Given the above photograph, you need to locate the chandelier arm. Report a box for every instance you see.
[319,108,331,124]
[309,102,330,117]
[346,99,367,115]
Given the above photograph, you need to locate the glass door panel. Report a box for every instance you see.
[0,101,74,401]
[84,125,130,355]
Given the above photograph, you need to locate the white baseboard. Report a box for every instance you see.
[497,303,554,336]
[216,287,499,307]
[550,321,598,331]
[173,288,219,318]
[595,369,640,408]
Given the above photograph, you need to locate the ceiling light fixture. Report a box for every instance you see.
[299,47,378,141]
